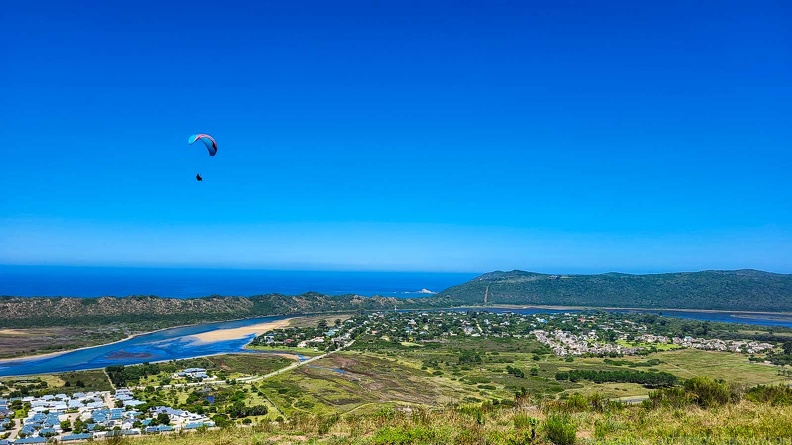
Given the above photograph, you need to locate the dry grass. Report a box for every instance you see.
[105,397,792,445]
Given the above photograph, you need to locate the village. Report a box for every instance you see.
[0,377,215,444]
[253,309,776,358]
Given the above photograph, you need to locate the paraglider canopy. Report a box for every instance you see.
[188,134,217,156]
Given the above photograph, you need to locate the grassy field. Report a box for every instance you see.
[616,339,683,351]
[1,369,113,395]
[258,351,487,417]
[246,345,324,357]
[209,354,296,376]
[135,354,300,386]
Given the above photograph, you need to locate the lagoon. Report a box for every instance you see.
[0,316,290,377]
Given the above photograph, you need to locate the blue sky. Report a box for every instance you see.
[1,0,790,273]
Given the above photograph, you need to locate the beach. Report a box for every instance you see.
[189,319,292,343]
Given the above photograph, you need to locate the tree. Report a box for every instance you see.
[212,414,232,428]
[61,419,72,431]
[157,413,170,425]
[783,341,792,355]
[317,319,329,330]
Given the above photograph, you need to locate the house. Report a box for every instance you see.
[15,438,48,444]
[177,368,208,379]
[183,420,215,429]
[145,425,174,433]
[62,433,93,441]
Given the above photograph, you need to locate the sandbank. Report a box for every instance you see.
[188,319,291,343]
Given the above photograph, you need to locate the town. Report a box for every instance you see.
[252,309,776,358]
[0,386,215,444]
[0,310,783,443]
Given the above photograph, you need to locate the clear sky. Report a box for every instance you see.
[1,0,790,273]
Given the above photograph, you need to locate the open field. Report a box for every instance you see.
[258,351,488,417]
[132,354,299,387]
[1,369,113,395]
[246,345,324,357]
[209,354,296,376]
[616,339,683,351]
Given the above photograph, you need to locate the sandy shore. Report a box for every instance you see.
[189,319,291,343]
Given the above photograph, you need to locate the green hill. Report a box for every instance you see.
[436,269,792,312]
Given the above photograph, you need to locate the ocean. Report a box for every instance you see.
[0,265,478,298]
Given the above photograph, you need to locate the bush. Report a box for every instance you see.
[544,413,576,445]
[683,376,738,408]
[746,384,792,405]
[513,413,540,430]
[563,393,588,413]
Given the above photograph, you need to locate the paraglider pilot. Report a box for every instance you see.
[196,173,203,181]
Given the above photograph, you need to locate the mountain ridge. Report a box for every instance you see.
[438,269,792,311]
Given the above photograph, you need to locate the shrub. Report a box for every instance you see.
[544,413,577,445]
[683,376,738,408]
[746,384,792,405]
[513,413,540,430]
[563,393,588,412]
[317,414,339,435]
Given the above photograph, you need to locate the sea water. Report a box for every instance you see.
[0,265,478,298]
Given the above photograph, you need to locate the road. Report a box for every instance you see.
[129,340,355,391]
[247,340,355,383]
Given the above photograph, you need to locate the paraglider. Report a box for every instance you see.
[188,134,217,156]
[188,134,217,180]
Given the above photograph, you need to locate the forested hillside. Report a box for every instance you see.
[438,269,792,311]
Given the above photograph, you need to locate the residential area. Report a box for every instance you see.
[253,309,779,359]
[0,378,215,444]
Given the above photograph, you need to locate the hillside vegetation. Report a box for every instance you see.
[0,293,454,329]
[67,382,792,444]
[438,269,792,312]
